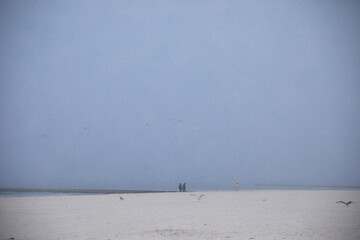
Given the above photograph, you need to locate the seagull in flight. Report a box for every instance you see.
[190,194,206,201]
[146,123,152,129]
[171,118,183,124]
[336,201,355,206]
[84,126,90,130]
[42,134,47,138]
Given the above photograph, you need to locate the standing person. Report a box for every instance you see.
[178,183,183,192]
[182,183,186,192]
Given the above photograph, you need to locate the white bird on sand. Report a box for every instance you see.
[190,194,206,201]
[119,196,124,200]
[336,201,355,206]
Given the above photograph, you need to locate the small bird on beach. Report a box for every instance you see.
[119,196,124,200]
[190,194,206,201]
[336,201,355,206]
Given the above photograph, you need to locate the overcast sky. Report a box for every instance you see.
[0,0,359,191]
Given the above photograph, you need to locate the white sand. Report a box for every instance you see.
[1,190,359,239]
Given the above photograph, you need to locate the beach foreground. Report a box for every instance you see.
[0,190,359,239]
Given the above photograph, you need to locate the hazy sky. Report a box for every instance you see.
[1,0,359,190]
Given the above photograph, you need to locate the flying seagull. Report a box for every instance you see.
[171,118,183,124]
[146,123,152,129]
[84,126,90,130]
[190,194,206,201]
[42,134,47,138]
[336,201,355,206]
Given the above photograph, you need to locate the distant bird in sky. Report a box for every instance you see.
[190,194,206,201]
[336,201,355,206]
[146,123,152,129]
[84,126,90,130]
[171,118,183,124]
[42,134,47,138]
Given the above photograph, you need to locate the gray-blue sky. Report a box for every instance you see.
[0,0,359,190]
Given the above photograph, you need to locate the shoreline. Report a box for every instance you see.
[254,184,360,190]
[1,186,360,198]
[1,185,360,194]
[0,188,173,198]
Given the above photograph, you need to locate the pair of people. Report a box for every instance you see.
[178,183,187,192]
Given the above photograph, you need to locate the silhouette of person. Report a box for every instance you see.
[178,183,183,192]
[182,183,186,192]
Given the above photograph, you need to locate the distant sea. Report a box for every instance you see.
[253,184,360,191]
[1,185,359,198]
[0,188,170,198]
[0,191,89,198]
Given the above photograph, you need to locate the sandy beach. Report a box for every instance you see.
[0,190,359,240]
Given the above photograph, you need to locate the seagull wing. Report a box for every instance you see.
[198,194,206,200]
[337,201,346,205]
